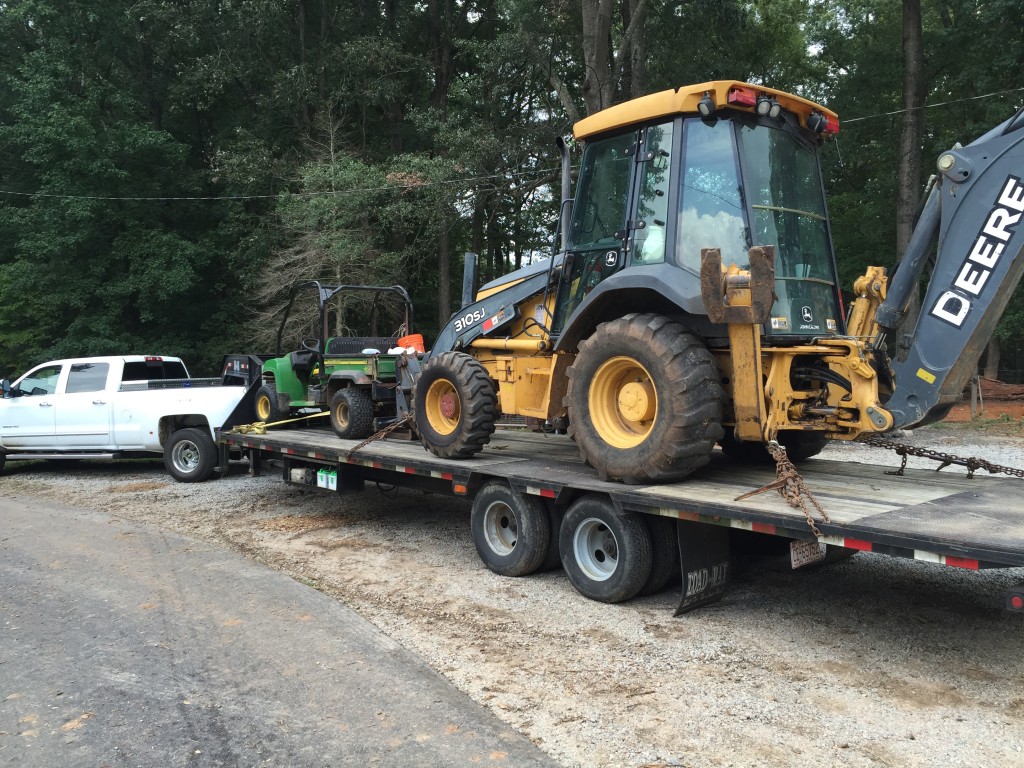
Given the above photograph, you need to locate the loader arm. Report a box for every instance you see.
[874,106,1024,428]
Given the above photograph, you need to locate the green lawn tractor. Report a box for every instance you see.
[253,282,421,439]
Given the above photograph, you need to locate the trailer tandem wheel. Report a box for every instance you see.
[560,495,652,603]
[471,482,551,577]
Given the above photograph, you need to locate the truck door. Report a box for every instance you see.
[56,361,113,448]
[0,363,63,447]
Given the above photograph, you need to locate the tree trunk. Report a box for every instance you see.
[580,0,615,114]
[896,0,925,257]
[983,337,1001,380]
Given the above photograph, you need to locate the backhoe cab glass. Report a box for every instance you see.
[677,116,840,337]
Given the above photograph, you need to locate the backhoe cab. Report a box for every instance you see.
[411,80,1024,485]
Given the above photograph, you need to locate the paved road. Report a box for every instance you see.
[0,495,559,767]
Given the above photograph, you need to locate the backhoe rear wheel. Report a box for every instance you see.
[567,314,724,484]
[414,351,497,459]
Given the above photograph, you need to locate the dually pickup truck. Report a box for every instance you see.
[0,355,249,482]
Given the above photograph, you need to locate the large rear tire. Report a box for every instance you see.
[559,495,652,603]
[470,482,550,577]
[330,387,374,439]
[414,351,497,459]
[566,313,724,484]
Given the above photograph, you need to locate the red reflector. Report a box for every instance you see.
[539,488,556,499]
[844,538,873,551]
[825,116,840,135]
[945,555,979,570]
[1011,595,1024,610]
[727,87,757,107]
[751,522,776,535]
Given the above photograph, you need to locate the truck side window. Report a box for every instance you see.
[19,364,62,396]
[66,363,110,393]
[677,119,748,272]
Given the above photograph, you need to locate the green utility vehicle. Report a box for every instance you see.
[252,282,419,439]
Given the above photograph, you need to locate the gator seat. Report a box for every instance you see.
[326,336,398,355]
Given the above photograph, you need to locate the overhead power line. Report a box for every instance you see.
[0,88,1020,203]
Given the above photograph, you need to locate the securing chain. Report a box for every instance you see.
[735,440,832,537]
[345,413,415,457]
[855,434,1024,479]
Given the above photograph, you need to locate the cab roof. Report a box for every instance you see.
[572,80,838,140]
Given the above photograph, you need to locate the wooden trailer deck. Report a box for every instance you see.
[219,427,1024,571]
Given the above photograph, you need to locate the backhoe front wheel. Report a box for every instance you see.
[414,351,497,459]
[567,313,724,484]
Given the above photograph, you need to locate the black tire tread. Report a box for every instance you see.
[566,313,724,484]
[330,387,374,439]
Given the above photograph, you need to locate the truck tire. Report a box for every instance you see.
[254,384,286,424]
[471,482,550,577]
[164,427,217,483]
[560,495,652,603]
[567,313,724,484]
[539,504,565,572]
[414,351,497,459]
[0,453,6,475]
[640,514,680,595]
[330,387,374,440]
[719,430,828,464]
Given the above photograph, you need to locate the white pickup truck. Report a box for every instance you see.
[0,355,248,482]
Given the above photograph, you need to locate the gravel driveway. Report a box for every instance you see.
[1,424,1022,767]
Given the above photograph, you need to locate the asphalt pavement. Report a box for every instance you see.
[0,495,559,767]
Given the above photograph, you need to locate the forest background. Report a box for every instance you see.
[1,0,1022,378]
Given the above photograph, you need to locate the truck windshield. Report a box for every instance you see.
[737,122,839,336]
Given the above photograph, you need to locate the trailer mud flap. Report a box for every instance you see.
[675,520,731,615]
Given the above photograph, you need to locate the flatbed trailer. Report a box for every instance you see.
[217,426,1024,614]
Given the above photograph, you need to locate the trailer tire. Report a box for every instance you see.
[0,453,6,475]
[539,504,565,572]
[330,387,374,439]
[415,351,497,459]
[567,314,724,484]
[254,384,286,424]
[560,495,652,603]
[719,430,828,464]
[471,483,550,577]
[640,515,680,595]
[164,428,217,483]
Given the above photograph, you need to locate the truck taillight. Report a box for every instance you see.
[145,356,163,362]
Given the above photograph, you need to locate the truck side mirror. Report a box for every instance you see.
[1,379,11,398]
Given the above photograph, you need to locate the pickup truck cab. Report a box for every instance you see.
[0,355,247,482]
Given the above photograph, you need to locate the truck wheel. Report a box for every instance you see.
[414,351,497,459]
[567,313,724,484]
[164,428,217,483]
[254,384,286,424]
[330,388,374,439]
[560,495,652,603]
[640,515,680,595]
[471,482,550,577]
[719,430,828,464]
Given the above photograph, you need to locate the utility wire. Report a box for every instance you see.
[0,87,1020,203]
[842,86,1024,124]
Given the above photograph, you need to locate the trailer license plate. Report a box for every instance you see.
[790,540,827,569]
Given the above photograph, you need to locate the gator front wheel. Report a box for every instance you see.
[414,351,497,459]
[567,313,724,484]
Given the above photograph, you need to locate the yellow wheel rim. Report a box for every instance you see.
[256,393,272,421]
[589,356,657,449]
[424,378,460,436]
[333,399,350,429]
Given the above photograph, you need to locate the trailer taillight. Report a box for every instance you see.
[1009,590,1024,612]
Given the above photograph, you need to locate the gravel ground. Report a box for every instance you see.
[2,423,1023,767]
